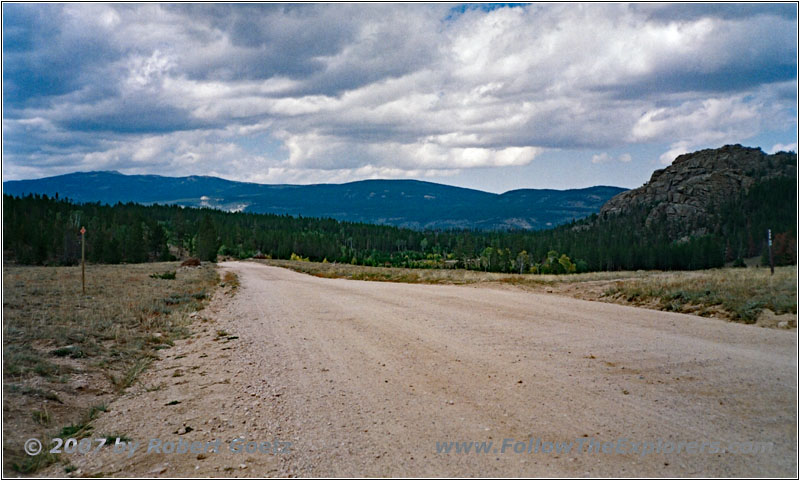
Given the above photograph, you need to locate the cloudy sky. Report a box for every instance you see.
[3,3,797,192]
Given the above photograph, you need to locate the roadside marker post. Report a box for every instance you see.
[81,226,86,294]
[768,229,774,275]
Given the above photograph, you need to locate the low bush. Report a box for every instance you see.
[150,271,176,280]
[180,258,201,267]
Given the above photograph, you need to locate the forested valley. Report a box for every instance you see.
[3,176,795,273]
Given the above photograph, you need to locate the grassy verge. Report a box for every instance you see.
[253,258,683,286]
[255,258,553,285]
[253,259,796,325]
[602,266,797,323]
[2,262,218,475]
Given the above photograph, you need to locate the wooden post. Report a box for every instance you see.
[81,226,86,294]
[768,228,774,275]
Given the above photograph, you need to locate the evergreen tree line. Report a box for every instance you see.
[3,176,795,272]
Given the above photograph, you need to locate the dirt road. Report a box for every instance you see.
[48,261,796,477]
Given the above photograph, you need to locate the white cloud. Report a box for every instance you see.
[770,142,797,153]
[126,50,175,89]
[659,141,692,165]
[592,152,633,164]
[631,96,760,144]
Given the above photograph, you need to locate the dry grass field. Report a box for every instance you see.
[601,266,796,324]
[255,259,796,326]
[2,262,218,475]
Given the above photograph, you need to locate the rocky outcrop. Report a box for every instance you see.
[600,144,796,238]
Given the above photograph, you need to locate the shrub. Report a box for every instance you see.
[150,271,176,279]
[50,346,84,358]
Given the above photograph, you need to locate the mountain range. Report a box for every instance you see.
[2,171,625,231]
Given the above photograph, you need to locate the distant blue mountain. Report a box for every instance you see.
[3,171,626,230]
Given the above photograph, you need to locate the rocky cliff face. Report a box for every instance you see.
[600,144,797,238]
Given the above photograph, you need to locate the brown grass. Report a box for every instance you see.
[2,262,218,475]
[221,271,240,290]
[601,266,797,323]
[255,258,551,285]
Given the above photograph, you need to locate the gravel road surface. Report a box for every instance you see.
[213,262,796,477]
[47,261,796,477]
